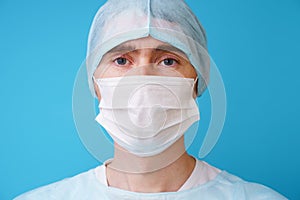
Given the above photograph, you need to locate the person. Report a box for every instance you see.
[14,0,287,199]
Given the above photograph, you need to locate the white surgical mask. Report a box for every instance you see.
[94,75,200,157]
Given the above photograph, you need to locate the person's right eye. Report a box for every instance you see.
[114,57,129,66]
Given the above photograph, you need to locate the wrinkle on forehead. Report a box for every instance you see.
[105,37,188,59]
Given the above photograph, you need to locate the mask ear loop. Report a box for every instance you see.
[92,76,100,91]
[193,76,199,98]
[92,75,96,82]
[92,76,102,101]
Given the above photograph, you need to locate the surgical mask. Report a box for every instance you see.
[94,75,200,157]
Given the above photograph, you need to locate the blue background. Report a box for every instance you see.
[1,0,299,199]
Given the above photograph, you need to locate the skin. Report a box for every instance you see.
[93,36,198,193]
[93,36,198,98]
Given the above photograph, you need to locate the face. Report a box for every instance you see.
[93,36,197,99]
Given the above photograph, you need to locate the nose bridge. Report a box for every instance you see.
[137,48,153,66]
[135,48,155,75]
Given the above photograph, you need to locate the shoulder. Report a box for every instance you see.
[214,171,287,200]
[14,167,102,200]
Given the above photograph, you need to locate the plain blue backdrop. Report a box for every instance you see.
[1,0,299,199]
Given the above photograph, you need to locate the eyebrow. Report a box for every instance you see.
[155,45,186,56]
[106,44,136,55]
[106,43,187,57]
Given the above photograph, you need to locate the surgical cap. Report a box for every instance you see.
[86,0,210,96]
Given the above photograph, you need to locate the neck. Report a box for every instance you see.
[106,137,196,193]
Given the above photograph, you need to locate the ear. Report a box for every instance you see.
[93,81,102,101]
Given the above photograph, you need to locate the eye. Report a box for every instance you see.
[114,57,129,66]
[160,58,178,67]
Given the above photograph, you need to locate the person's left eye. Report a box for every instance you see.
[160,58,178,67]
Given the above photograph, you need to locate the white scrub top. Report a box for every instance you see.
[95,159,221,191]
[14,159,287,200]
